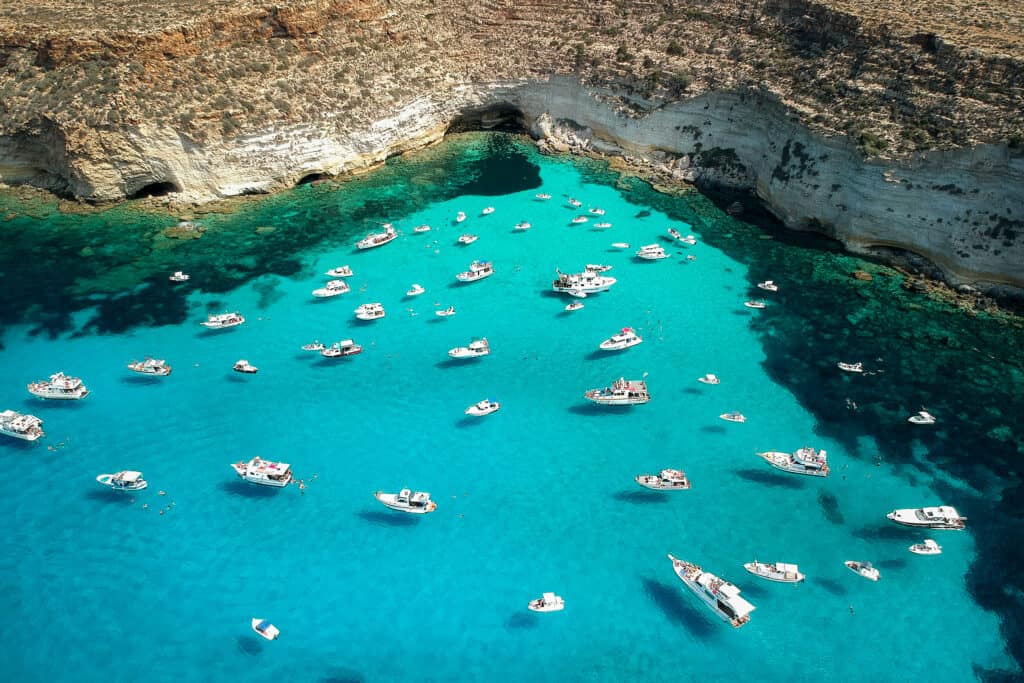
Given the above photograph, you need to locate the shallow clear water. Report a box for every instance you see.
[0,134,1021,682]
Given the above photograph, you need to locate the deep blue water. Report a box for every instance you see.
[0,134,1021,682]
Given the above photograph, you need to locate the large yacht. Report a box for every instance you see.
[636,244,669,260]
[201,312,245,329]
[356,224,398,250]
[635,468,690,490]
[321,340,363,358]
[0,410,45,441]
[743,561,805,583]
[584,377,650,406]
[230,456,293,487]
[374,488,437,514]
[599,327,643,351]
[96,470,148,491]
[354,303,385,321]
[27,372,89,400]
[448,338,490,359]
[128,358,172,376]
[312,280,350,298]
[756,447,829,477]
[886,506,966,530]
[667,555,754,628]
[552,269,617,296]
[456,260,495,282]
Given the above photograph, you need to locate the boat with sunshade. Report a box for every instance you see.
[356,224,397,250]
[528,593,565,612]
[635,468,690,490]
[584,378,650,406]
[251,619,279,640]
[27,372,89,400]
[667,555,754,628]
[96,470,148,491]
[743,561,805,583]
[374,488,437,514]
[0,410,44,441]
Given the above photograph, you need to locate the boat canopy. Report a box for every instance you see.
[777,563,799,573]
[542,592,557,603]
[257,620,272,631]
[117,471,143,482]
[410,492,431,503]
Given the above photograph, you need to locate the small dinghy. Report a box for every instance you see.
[455,211,467,223]
[837,362,863,373]
[593,222,613,229]
[465,399,500,417]
[528,592,565,613]
[570,216,589,225]
[435,306,456,317]
[845,560,880,581]
[909,539,942,555]
[744,300,766,309]
[169,271,190,283]
[535,193,552,200]
[567,198,582,208]
[458,234,478,245]
[908,410,936,425]
[481,207,495,215]
[668,227,683,240]
[251,618,279,640]
[413,224,431,233]
[564,302,584,312]
[719,411,746,423]
[514,222,531,231]
[611,242,630,249]
[325,265,353,278]
[406,284,425,297]
[233,359,258,374]
[744,561,805,583]
[301,341,325,352]
[697,373,720,385]
[589,207,605,216]
[757,280,778,292]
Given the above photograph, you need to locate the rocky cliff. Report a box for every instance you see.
[0,0,1022,292]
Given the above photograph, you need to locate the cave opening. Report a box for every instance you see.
[296,173,329,186]
[446,104,528,135]
[130,181,181,199]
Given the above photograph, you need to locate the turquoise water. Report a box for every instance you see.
[0,134,1021,682]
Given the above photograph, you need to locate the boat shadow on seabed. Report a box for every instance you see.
[640,577,716,639]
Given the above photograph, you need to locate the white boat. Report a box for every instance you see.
[584,377,650,406]
[567,198,582,208]
[514,222,531,231]
[535,193,552,200]
[251,619,279,641]
[456,211,467,223]
[667,555,754,628]
[465,399,500,416]
[757,280,779,292]
[27,372,89,400]
[456,260,494,282]
[744,301,766,309]
[96,470,147,491]
[570,216,589,225]
[697,374,720,385]
[231,456,292,487]
[127,357,171,376]
[374,488,437,514]
[566,290,587,299]
[837,361,863,373]
[356,224,398,250]
[719,411,746,423]
[635,468,690,490]
[321,340,363,358]
[458,234,478,245]
[0,410,44,441]
[325,265,353,278]
[301,341,325,352]
[201,312,245,329]
[593,222,613,229]
[406,284,425,297]
[599,327,643,351]
[668,227,683,240]
[887,506,966,530]
[481,206,495,215]
[448,338,490,359]
[757,447,829,477]
[678,234,697,245]
[312,280,350,298]
[435,306,456,317]
[413,224,431,233]
[564,302,585,312]
[908,410,936,425]
[589,208,605,216]
[636,244,669,260]
[845,560,880,581]
[354,303,385,321]
[743,561,805,583]
[233,359,258,374]
[909,539,943,555]
[169,271,190,282]
[552,269,617,295]
[611,242,629,249]
[528,592,565,613]
[585,264,613,273]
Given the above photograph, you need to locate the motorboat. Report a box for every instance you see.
[697,374,720,385]
[356,224,398,250]
[845,560,880,581]
[686,255,697,261]
[96,470,148,491]
[456,260,495,282]
[678,234,697,245]
[301,341,326,352]
[251,619,279,641]
[635,468,690,490]
[570,216,589,224]
[354,303,385,321]
[668,227,683,240]
[584,377,650,406]
[448,338,490,359]
[233,359,258,374]
[325,265,353,278]
[465,399,500,416]
[169,271,190,282]
[599,327,643,351]
[231,456,293,487]
[585,264,613,273]
[312,280,350,298]
[909,539,943,555]
[514,222,531,231]
[566,290,587,299]
[757,447,829,477]
[593,222,613,229]
[837,362,863,373]
[528,593,565,613]
[535,193,552,200]
[435,306,456,317]
[0,410,44,441]
[458,234,479,245]
[757,280,779,292]
[406,284,425,296]
[27,372,89,400]
[413,224,431,233]
[908,410,936,425]
[743,561,805,583]
[128,358,172,376]
[886,506,966,530]
[481,206,495,215]
[719,411,746,423]
[456,211,467,223]
[374,488,437,514]
[567,198,582,208]
[636,244,669,260]
[667,555,754,628]
[589,208,605,216]
[201,312,245,329]
[611,242,629,249]
[552,269,617,295]
[564,302,585,312]
[744,300,766,309]
[321,340,363,358]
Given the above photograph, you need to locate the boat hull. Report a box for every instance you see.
[585,396,649,406]
[635,475,689,490]
[374,492,436,514]
[743,563,804,583]
[758,452,829,477]
[0,428,43,441]
[28,389,89,400]
[886,514,964,530]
